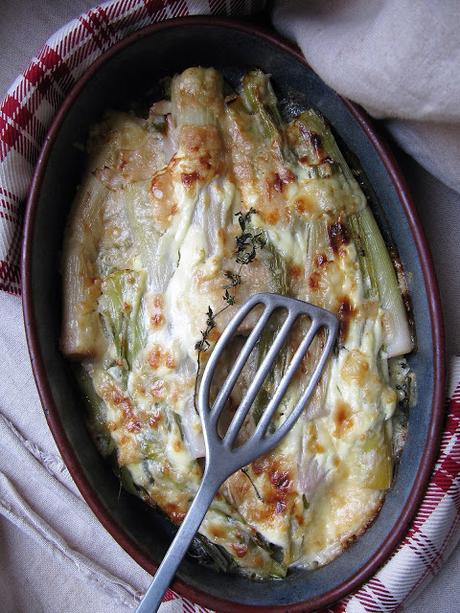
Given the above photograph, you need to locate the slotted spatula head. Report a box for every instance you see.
[136,293,338,613]
[199,292,338,480]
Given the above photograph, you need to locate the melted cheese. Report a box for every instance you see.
[65,67,409,579]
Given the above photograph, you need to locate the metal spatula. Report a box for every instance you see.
[137,293,338,613]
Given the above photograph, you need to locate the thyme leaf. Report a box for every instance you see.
[223,289,235,305]
[234,208,266,265]
[223,270,241,289]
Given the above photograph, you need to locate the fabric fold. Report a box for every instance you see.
[0,473,142,609]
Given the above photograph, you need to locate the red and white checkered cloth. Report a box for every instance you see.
[0,1,458,611]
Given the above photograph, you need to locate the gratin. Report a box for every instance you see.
[61,67,414,578]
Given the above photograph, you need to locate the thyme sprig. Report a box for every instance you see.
[195,208,264,356]
[193,208,266,411]
[235,208,266,265]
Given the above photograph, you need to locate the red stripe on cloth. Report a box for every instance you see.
[0,119,38,165]
[33,75,61,110]
[0,192,22,295]
[209,0,227,13]
[439,456,460,481]
[24,45,75,107]
[0,197,17,214]
[1,95,23,120]
[0,123,21,162]
[79,15,110,52]
[406,489,442,535]
[12,104,32,131]
[2,84,46,146]
[63,26,96,73]
[182,597,199,613]
[365,577,400,609]
[143,0,170,18]
[441,410,460,440]
[432,465,458,494]
[38,46,62,70]
[142,0,190,19]
[0,95,40,156]
[168,0,189,18]
[0,186,19,203]
[0,95,36,160]
[162,588,177,601]
[86,8,116,47]
[110,1,149,33]
[329,598,350,613]
[24,61,45,87]
[407,531,443,576]
[404,510,460,606]
[35,45,75,97]
[0,259,21,293]
[0,209,18,224]
[95,5,119,41]
[105,0,131,20]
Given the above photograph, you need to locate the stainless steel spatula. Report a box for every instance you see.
[137,293,338,612]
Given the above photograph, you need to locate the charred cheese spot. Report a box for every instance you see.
[148,409,163,428]
[147,347,162,369]
[307,423,325,454]
[150,168,179,228]
[334,400,354,438]
[289,264,303,279]
[149,294,164,329]
[147,345,176,370]
[180,125,224,177]
[271,169,296,195]
[231,543,249,558]
[117,437,140,465]
[164,505,186,525]
[337,296,355,343]
[181,171,200,188]
[209,524,226,539]
[270,470,291,491]
[328,218,350,254]
[263,208,281,224]
[173,438,184,452]
[341,349,370,386]
[294,194,316,215]
[252,456,270,476]
[308,271,321,291]
[101,383,142,433]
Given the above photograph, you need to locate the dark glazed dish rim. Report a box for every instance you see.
[22,16,445,612]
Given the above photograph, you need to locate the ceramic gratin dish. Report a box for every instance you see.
[22,17,445,613]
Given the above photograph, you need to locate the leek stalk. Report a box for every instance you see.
[61,174,108,358]
[348,207,413,357]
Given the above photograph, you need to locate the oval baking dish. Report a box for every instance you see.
[22,17,445,612]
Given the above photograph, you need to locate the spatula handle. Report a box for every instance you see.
[136,476,218,613]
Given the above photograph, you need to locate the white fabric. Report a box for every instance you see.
[0,292,150,612]
[0,1,459,612]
